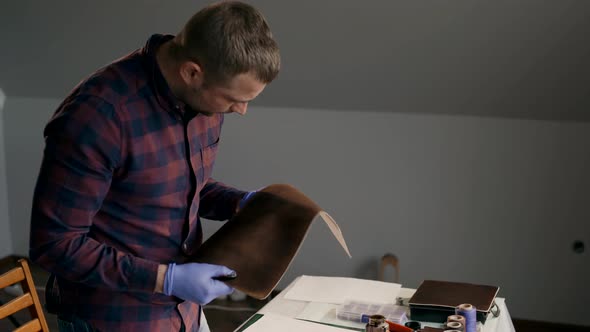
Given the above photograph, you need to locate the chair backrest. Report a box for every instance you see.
[0,258,50,332]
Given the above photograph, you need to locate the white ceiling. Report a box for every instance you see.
[1,0,589,122]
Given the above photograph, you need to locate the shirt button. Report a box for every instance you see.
[182,243,188,251]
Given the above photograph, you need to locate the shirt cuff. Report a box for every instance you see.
[131,256,160,293]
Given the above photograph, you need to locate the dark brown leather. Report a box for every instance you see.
[409,280,499,312]
[192,184,347,299]
[420,328,445,332]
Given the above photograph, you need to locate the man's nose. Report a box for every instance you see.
[232,102,248,115]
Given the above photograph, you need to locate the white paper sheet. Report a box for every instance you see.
[283,275,401,304]
[245,313,353,332]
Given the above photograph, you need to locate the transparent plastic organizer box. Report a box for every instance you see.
[336,300,408,325]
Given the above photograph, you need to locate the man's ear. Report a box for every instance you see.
[179,61,204,86]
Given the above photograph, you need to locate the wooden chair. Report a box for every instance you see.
[0,258,49,332]
[378,253,399,283]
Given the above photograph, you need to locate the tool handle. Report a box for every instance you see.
[386,320,414,332]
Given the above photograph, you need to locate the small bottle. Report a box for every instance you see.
[366,314,389,332]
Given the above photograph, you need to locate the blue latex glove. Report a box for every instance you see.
[163,262,235,305]
[238,191,257,210]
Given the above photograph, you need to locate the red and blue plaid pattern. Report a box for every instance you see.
[29,34,246,331]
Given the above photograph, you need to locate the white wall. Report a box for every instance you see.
[0,90,13,258]
[211,107,590,326]
[3,97,589,325]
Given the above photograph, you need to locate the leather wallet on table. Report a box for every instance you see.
[408,280,500,323]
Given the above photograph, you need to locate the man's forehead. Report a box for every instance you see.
[219,74,266,97]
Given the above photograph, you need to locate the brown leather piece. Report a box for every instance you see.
[409,280,499,312]
[192,184,350,299]
[420,328,445,332]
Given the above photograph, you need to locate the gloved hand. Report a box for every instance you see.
[238,191,257,210]
[163,262,235,305]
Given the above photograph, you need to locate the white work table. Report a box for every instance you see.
[235,276,516,332]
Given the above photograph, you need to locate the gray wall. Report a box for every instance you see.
[1,0,590,121]
[0,90,12,258]
[3,97,589,325]
[3,97,56,255]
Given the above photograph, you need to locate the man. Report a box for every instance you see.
[29,1,280,331]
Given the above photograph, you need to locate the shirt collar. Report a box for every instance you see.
[142,34,185,113]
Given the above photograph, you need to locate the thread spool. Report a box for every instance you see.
[445,321,464,331]
[455,303,477,332]
[365,314,389,332]
[447,315,466,327]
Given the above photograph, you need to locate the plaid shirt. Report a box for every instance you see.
[29,34,246,331]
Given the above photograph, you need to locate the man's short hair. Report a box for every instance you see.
[174,1,280,85]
